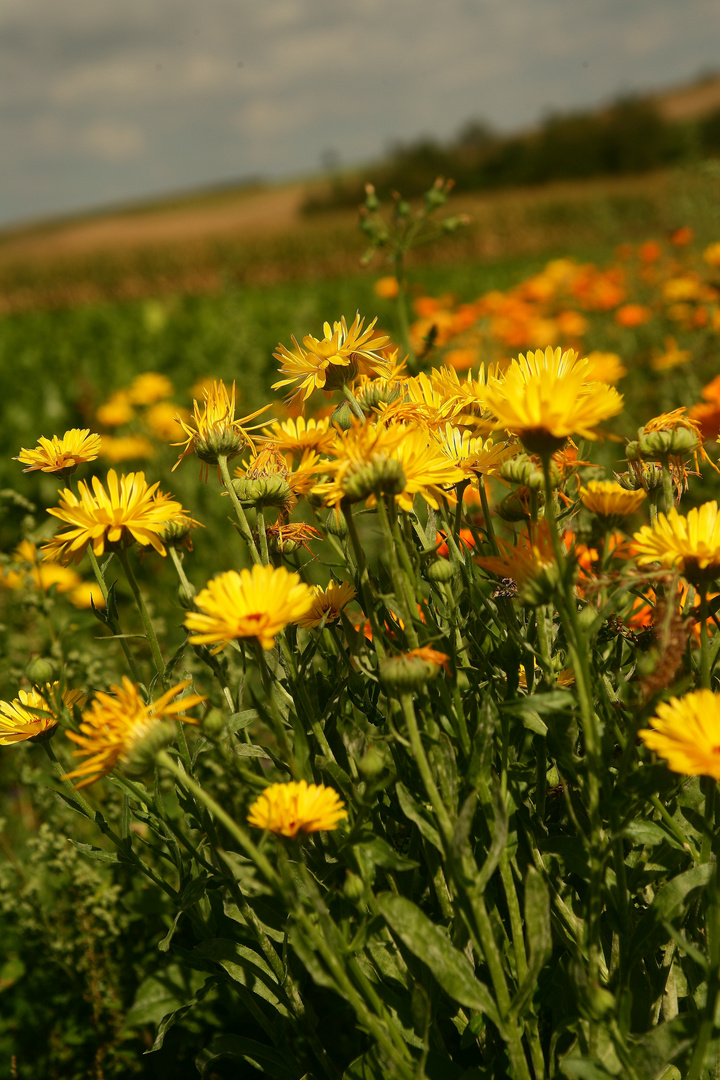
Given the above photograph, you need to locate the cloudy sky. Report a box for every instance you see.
[3,0,720,228]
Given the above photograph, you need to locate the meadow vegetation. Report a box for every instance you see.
[2,165,720,1079]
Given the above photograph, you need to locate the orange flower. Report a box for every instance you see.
[436,529,476,558]
[615,304,652,328]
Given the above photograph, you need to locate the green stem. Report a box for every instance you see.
[156,749,280,888]
[217,454,261,564]
[256,507,270,565]
[117,548,165,681]
[86,548,142,683]
[376,497,419,647]
[343,501,386,659]
[399,694,453,845]
[393,250,416,371]
[341,383,366,421]
[661,458,675,515]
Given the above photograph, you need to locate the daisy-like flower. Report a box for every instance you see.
[314,421,465,511]
[185,564,315,652]
[15,429,102,478]
[0,684,86,745]
[639,690,720,778]
[579,480,646,519]
[63,677,205,789]
[247,780,347,837]
[436,424,514,481]
[484,346,623,455]
[298,581,357,628]
[262,416,337,458]
[100,435,155,463]
[173,380,271,474]
[44,469,191,565]
[272,315,391,408]
[127,372,174,405]
[632,501,720,585]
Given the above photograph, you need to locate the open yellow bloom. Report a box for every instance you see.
[247,780,347,837]
[579,480,646,518]
[484,346,623,454]
[15,429,102,477]
[64,678,205,789]
[0,684,86,745]
[640,691,720,778]
[185,564,315,652]
[127,372,174,405]
[272,315,391,408]
[173,380,270,473]
[298,581,357,628]
[44,470,190,564]
[262,416,337,458]
[436,424,514,480]
[632,502,720,585]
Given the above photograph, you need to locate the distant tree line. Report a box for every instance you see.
[302,97,720,213]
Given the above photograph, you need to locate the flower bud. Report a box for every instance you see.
[159,517,196,549]
[330,402,356,431]
[176,581,197,608]
[425,558,455,583]
[122,720,177,778]
[343,872,366,903]
[500,454,559,490]
[325,507,349,538]
[380,653,441,694]
[342,458,406,503]
[359,745,387,778]
[232,475,291,508]
[495,487,537,522]
[638,426,699,458]
[194,428,246,465]
[26,657,56,685]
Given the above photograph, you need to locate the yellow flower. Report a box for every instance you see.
[639,690,720,778]
[247,780,347,837]
[298,581,357,628]
[272,315,391,408]
[45,469,190,565]
[650,338,692,373]
[173,380,271,474]
[185,564,315,652]
[11,539,81,594]
[436,424,514,480]
[579,480,646,518]
[143,401,190,441]
[100,435,155,463]
[703,242,720,268]
[632,501,720,584]
[127,372,174,405]
[0,683,86,745]
[68,582,106,609]
[484,346,623,454]
[262,416,337,458]
[15,429,102,477]
[96,391,135,427]
[63,678,205,788]
[585,352,627,383]
[313,421,464,510]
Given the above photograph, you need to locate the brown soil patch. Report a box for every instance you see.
[0,184,307,266]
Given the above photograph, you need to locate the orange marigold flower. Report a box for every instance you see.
[615,304,652,328]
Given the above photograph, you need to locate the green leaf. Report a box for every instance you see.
[67,839,119,864]
[629,863,713,963]
[123,964,206,1035]
[196,1034,304,1080]
[623,820,685,851]
[524,866,552,969]
[475,783,507,893]
[377,893,500,1024]
[147,977,216,1053]
[396,781,442,852]
[560,1063,619,1080]
[627,1016,695,1079]
[502,691,574,716]
[520,710,548,736]
[355,836,419,871]
[194,938,289,1012]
